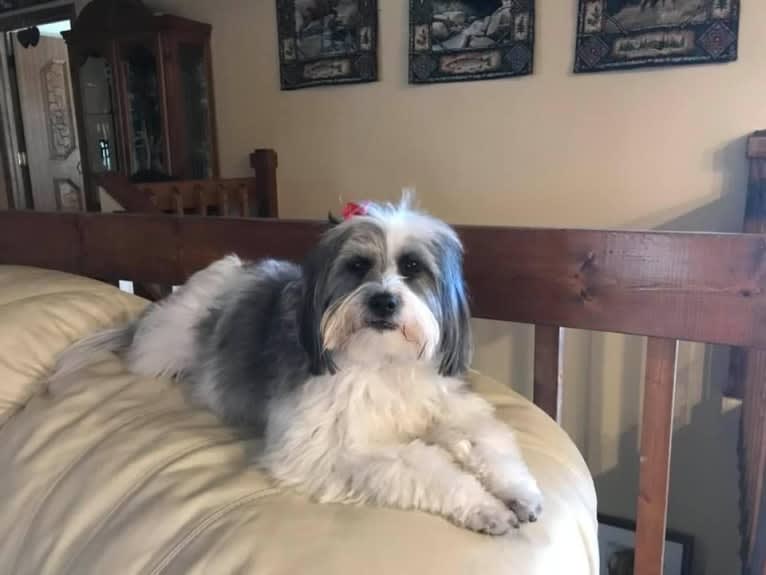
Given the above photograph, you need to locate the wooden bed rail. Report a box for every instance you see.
[1,210,765,575]
[94,148,279,218]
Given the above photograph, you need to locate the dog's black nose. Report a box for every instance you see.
[368,292,400,318]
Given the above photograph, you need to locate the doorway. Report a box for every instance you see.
[0,5,83,211]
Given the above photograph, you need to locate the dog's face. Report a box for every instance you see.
[300,199,471,376]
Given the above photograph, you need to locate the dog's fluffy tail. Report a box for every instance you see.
[49,324,136,384]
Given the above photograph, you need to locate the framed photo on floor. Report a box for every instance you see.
[598,514,693,575]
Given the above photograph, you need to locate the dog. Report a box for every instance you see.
[52,196,543,535]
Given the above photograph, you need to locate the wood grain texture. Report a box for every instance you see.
[748,131,766,159]
[734,129,766,575]
[743,350,766,575]
[634,337,677,575]
[533,325,562,422]
[1,212,766,350]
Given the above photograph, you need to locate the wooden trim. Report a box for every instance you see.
[734,129,766,575]
[635,337,677,575]
[748,131,766,160]
[93,172,160,212]
[204,28,219,178]
[533,325,562,422]
[1,212,765,351]
[0,3,74,31]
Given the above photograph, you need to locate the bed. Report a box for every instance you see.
[0,210,763,575]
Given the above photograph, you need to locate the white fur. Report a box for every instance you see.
[321,275,440,365]
[125,255,244,378]
[260,361,542,533]
[52,197,544,535]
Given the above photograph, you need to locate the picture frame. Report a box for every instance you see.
[54,178,83,212]
[276,0,378,90]
[409,0,534,84]
[598,514,694,575]
[574,0,740,73]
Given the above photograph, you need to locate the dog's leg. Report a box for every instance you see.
[429,392,544,523]
[272,440,519,535]
[320,440,520,535]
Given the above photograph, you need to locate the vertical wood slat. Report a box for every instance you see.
[635,337,678,575]
[533,325,563,422]
[743,350,766,575]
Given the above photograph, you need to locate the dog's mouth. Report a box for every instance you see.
[366,319,399,332]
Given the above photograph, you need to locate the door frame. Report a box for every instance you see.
[0,2,77,210]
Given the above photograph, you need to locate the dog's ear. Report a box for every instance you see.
[299,240,339,375]
[437,235,472,376]
[327,211,342,226]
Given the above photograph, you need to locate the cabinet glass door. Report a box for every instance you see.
[120,42,167,181]
[178,42,211,178]
[79,55,119,174]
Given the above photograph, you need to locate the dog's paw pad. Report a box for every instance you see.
[507,496,544,524]
[462,503,519,535]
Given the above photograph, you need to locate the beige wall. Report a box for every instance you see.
[115,0,764,573]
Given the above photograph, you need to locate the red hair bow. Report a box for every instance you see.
[342,202,368,220]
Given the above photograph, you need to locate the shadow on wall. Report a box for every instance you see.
[590,135,749,575]
[592,342,741,575]
[473,136,749,575]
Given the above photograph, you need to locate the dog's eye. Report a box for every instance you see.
[346,257,372,275]
[398,255,422,278]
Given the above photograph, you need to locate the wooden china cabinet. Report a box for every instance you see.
[64,0,218,210]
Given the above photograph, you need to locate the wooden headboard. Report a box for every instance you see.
[0,210,764,575]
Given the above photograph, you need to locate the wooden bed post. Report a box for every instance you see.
[732,130,766,575]
[251,149,279,217]
[634,337,678,575]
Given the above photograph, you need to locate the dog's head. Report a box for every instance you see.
[300,195,471,376]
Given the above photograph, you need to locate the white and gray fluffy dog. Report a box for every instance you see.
[53,197,543,535]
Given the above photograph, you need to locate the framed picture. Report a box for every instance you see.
[598,514,694,575]
[574,0,739,73]
[54,178,83,212]
[409,0,534,84]
[276,0,378,90]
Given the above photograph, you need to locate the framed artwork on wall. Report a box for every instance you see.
[276,0,378,90]
[598,514,694,575]
[574,0,739,73]
[409,0,534,84]
[0,1,52,14]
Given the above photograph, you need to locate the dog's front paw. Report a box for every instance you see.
[498,480,544,523]
[458,499,519,535]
